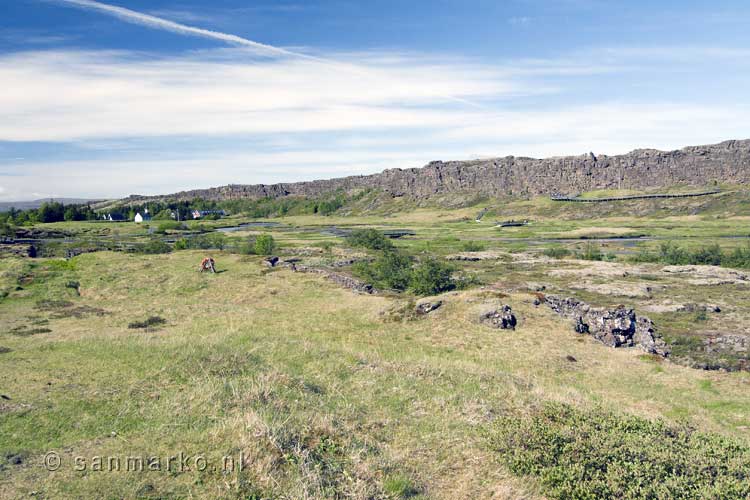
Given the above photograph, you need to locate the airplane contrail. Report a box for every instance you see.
[50,0,481,108]
[50,0,323,61]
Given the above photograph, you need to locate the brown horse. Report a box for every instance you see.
[199,257,216,273]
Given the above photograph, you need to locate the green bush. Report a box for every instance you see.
[314,241,335,253]
[155,221,183,233]
[542,246,571,259]
[186,233,227,250]
[173,238,188,250]
[724,243,750,268]
[630,241,750,269]
[346,229,393,251]
[410,257,455,296]
[577,242,603,261]
[353,251,413,291]
[461,240,486,252]
[253,234,276,255]
[488,402,750,499]
[134,239,171,254]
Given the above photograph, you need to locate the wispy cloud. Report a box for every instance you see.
[0,29,77,45]
[0,49,521,142]
[508,16,532,26]
[51,0,313,59]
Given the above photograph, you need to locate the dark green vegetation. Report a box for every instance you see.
[252,234,277,256]
[632,241,750,268]
[347,228,394,251]
[488,402,750,499]
[0,201,99,225]
[349,230,456,295]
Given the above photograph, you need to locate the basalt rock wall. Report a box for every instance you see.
[125,139,750,203]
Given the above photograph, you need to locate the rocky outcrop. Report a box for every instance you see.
[263,256,280,267]
[479,305,517,330]
[125,139,750,203]
[545,295,671,357]
[415,299,442,315]
[292,264,375,294]
[704,334,748,357]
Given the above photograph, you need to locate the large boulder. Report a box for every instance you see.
[545,295,670,357]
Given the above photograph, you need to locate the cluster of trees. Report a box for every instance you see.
[348,229,456,295]
[222,192,349,218]
[2,190,360,231]
[0,202,99,226]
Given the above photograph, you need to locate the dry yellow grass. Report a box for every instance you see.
[1,251,749,498]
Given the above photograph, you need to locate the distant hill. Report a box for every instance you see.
[122,139,750,204]
[0,198,104,212]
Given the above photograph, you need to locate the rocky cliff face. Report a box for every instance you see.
[125,139,750,203]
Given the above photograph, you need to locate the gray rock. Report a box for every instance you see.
[480,305,517,330]
[293,265,375,294]
[546,295,670,357]
[415,300,442,315]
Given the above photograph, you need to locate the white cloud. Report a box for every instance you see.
[0,49,518,142]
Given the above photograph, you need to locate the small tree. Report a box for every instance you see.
[353,250,413,291]
[347,229,393,251]
[410,257,454,296]
[254,234,276,255]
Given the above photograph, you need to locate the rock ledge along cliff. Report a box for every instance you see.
[125,139,750,203]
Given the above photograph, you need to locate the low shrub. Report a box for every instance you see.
[353,251,458,295]
[135,239,171,254]
[353,251,412,291]
[183,233,227,250]
[631,241,750,268]
[461,240,486,252]
[576,242,603,261]
[346,229,393,251]
[410,257,455,295]
[253,234,276,256]
[488,402,750,499]
[154,221,184,234]
[542,246,571,259]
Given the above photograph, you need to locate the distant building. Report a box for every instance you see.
[102,213,126,222]
[134,208,152,223]
[191,209,226,219]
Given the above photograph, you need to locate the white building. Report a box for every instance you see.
[134,208,151,223]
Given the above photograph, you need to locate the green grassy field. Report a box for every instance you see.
[2,190,750,498]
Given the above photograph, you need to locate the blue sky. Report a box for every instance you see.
[1,0,749,200]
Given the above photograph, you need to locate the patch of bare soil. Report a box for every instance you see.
[661,265,749,285]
